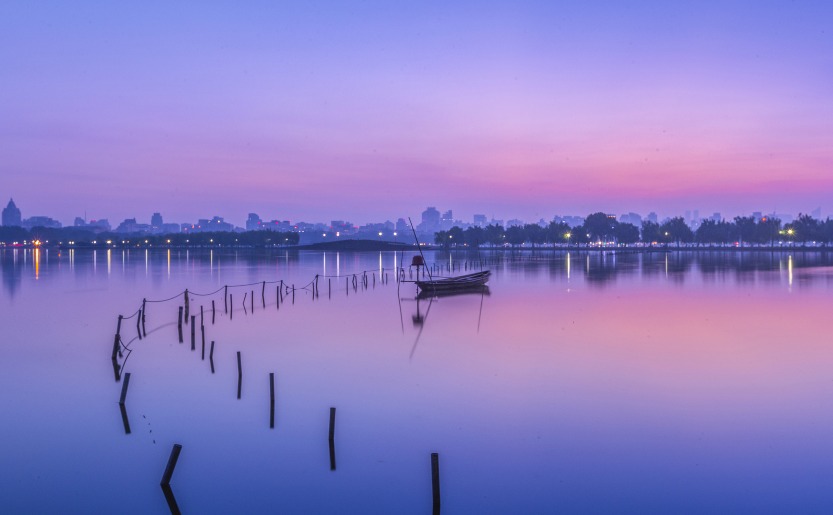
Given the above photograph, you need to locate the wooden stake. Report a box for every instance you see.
[160,444,182,486]
[269,372,275,429]
[118,372,131,405]
[236,351,242,399]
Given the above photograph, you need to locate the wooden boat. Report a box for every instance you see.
[415,270,491,294]
[417,285,490,300]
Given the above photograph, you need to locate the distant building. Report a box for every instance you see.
[711,212,721,222]
[473,214,487,227]
[151,212,163,228]
[553,215,584,228]
[418,207,440,233]
[2,199,22,226]
[396,218,409,233]
[646,212,658,224]
[22,216,62,229]
[115,218,150,234]
[618,212,643,227]
[246,213,262,231]
[506,218,524,227]
[185,216,235,233]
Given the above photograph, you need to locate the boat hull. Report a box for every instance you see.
[415,271,491,293]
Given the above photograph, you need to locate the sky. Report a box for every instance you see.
[1,1,832,227]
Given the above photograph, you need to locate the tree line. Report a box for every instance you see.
[0,226,300,247]
[433,212,833,248]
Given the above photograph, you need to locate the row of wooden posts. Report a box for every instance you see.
[112,268,443,512]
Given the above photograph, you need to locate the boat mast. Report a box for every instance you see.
[408,217,432,281]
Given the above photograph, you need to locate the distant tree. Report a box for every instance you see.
[505,226,526,247]
[434,230,450,249]
[448,226,464,246]
[523,223,546,247]
[463,226,486,247]
[546,221,572,245]
[733,216,756,245]
[615,222,640,244]
[583,212,617,242]
[484,224,505,246]
[641,221,661,245]
[791,214,822,244]
[659,217,694,245]
[695,219,735,245]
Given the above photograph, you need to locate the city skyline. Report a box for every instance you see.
[0,194,823,232]
[2,2,831,223]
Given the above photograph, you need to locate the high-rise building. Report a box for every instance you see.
[151,212,163,228]
[2,198,22,226]
[473,214,487,227]
[418,207,441,233]
[246,213,262,231]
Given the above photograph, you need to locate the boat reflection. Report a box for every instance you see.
[405,286,490,360]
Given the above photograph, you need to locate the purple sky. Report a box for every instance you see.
[1,1,832,226]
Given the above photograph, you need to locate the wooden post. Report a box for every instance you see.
[224,286,228,313]
[200,305,204,327]
[184,290,189,323]
[141,299,147,337]
[112,315,123,360]
[136,308,142,340]
[251,289,254,313]
[118,372,131,405]
[236,351,242,399]
[269,372,275,429]
[160,444,183,486]
[328,278,331,299]
[230,294,233,320]
[431,453,441,511]
[276,285,280,310]
[279,280,284,304]
[292,285,295,304]
[177,307,183,343]
[211,300,216,324]
[329,407,336,442]
[262,281,266,308]
[190,316,196,350]
[201,326,206,360]
[210,341,215,374]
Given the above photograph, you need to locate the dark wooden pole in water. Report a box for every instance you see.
[328,278,331,299]
[251,289,254,312]
[112,315,123,360]
[262,281,266,308]
[141,299,147,337]
[236,351,242,399]
[276,285,280,310]
[269,372,275,429]
[201,325,205,360]
[329,407,336,442]
[279,280,284,304]
[177,307,183,343]
[229,294,233,320]
[209,341,215,374]
[292,285,295,304]
[200,305,204,327]
[118,372,131,405]
[160,444,183,486]
[184,289,189,323]
[224,286,228,313]
[431,453,441,511]
[190,316,196,350]
[211,300,216,324]
[136,308,142,340]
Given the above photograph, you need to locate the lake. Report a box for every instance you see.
[1,248,832,514]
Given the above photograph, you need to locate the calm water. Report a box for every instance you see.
[1,248,833,514]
